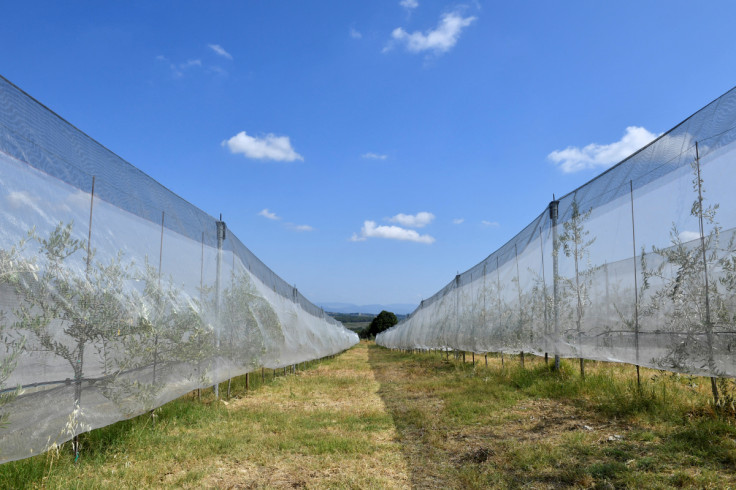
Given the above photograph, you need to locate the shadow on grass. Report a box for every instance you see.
[366,343,460,488]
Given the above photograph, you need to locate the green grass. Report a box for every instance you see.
[2,344,736,488]
[369,347,736,488]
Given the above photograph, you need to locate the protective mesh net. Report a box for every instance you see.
[378,85,736,382]
[0,76,358,463]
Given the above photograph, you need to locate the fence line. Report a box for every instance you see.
[0,75,358,463]
[378,84,736,388]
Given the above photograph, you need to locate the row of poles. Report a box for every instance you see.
[72,173,341,460]
[399,143,721,402]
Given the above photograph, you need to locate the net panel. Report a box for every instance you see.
[0,76,358,463]
[378,85,736,382]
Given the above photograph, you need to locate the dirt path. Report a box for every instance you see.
[205,341,411,488]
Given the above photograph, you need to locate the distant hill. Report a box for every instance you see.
[319,302,416,315]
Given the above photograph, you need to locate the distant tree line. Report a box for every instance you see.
[359,310,398,339]
[327,312,376,324]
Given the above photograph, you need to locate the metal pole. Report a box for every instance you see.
[226,251,235,400]
[85,176,96,275]
[540,223,549,365]
[515,243,524,368]
[550,199,561,371]
[152,210,164,421]
[483,263,487,336]
[214,216,226,399]
[496,255,501,359]
[455,274,460,354]
[198,231,204,402]
[695,143,719,403]
[629,181,641,388]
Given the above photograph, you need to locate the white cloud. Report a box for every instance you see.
[481,220,499,227]
[386,11,476,55]
[351,220,435,244]
[453,218,464,225]
[223,131,304,162]
[258,208,280,220]
[350,28,362,39]
[679,230,701,242]
[362,152,387,160]
[208,44,233,60]
[388,212,434,228]
[548,126,659,173]
[288,223,314,232]
[400,0,419,10]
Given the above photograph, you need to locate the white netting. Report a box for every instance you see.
[0,76,358,463]
[378,86,736,382]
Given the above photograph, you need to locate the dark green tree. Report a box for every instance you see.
[362,310,397,338]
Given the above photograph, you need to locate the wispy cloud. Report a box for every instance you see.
[208,44,233,60]
[350,28,363,39]
[548,126,659,173]
[388,212,434,228]
[223,131,304,162]
[259,210,314,232]
[351,221,435,244]
[362,152,387,160]
[288,223,314,232]
[156,55,203,78]
[481,220,499,227]
[259,208,281,220]
[400,0,419,10]
[180,59,202,69]
[385,11,476,55]
[453,218,464,225]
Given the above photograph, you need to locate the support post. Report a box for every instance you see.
[629,181,641,388]
[198,231,204,403]
[540,223,550,365]
[515,243,524,369]
[550,199,561,371]
[214,216,226,398]
[455,274,460,357]
[152,210,165,422]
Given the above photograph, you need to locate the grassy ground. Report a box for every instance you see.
[2,342,736,488]
[371,348,736,488]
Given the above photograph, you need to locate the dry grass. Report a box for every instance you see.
[3,342,736,488]
[0,344,409,489]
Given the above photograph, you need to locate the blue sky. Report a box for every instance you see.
[3,1,736,310]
